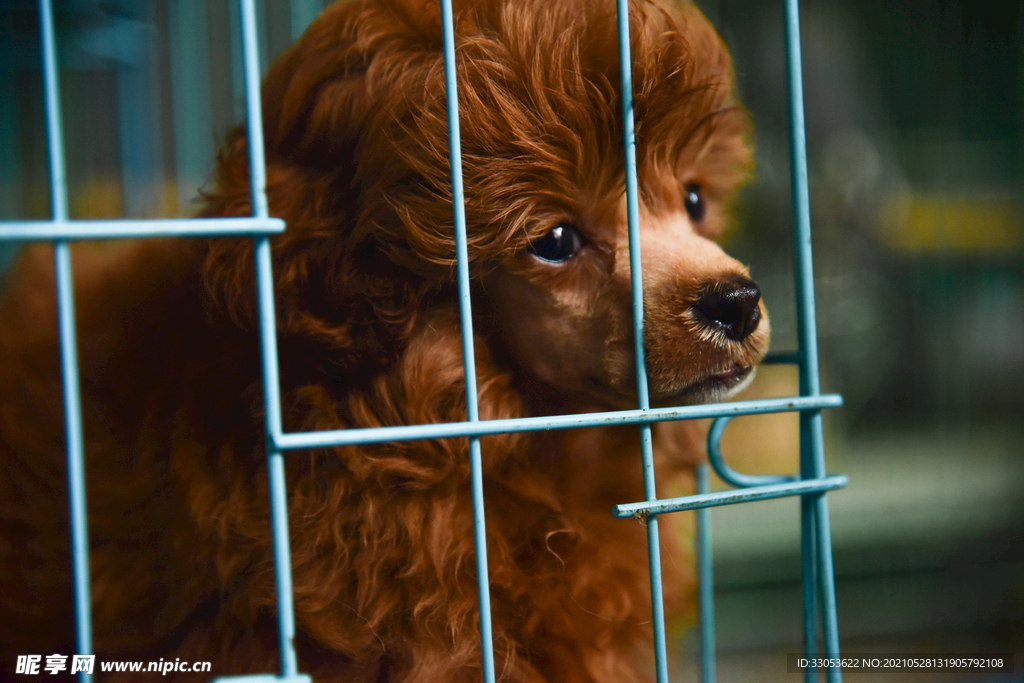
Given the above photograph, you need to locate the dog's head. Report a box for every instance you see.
[205,0,768,406]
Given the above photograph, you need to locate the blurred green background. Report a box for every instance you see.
[1,0,1021,680]
[700,0,1024,680]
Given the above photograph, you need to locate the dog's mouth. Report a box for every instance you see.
[575,363,757,411]
[652,364,756,407]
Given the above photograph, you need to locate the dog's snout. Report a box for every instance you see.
[693,277,762,341]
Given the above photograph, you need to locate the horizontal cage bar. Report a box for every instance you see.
[273,394,843,451]
[613,474,849,518]
[0,217,286,241]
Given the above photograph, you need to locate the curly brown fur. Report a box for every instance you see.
[0,0,767,681]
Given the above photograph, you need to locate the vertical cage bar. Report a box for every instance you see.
[782,0,841,680]
[240,0,271,223]
[38,2,94,679]
[613,2,669,683]
[55,243,92,680]
[38,0,66,224]
[799,498,819,683]
[257,236,303,679]
[438,1,496,681]
[696,464,715,683]
[239,0,303,678]
[814,490,839,655]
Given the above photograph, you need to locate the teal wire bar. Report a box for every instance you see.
[438,0,498,678]
[613,475,848,518]
[0,217,285,240]
[614,0,671,681]
[708,416,797,488]
[272,395,843,450]
[782,0,843,678]
[696,464,715,683]
[238,0,308,678]
[35,1,94,681]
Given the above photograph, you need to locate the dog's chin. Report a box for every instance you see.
[651,365,757,408]
[565,364,758,412]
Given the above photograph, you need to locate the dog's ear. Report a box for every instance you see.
[260,0,376,168]
[260,0,448,168]
[199,0,440,368]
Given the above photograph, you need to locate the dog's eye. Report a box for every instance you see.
[529,224,582,263]
[684,184,705,223]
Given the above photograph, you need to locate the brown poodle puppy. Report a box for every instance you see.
[0,0,768,681]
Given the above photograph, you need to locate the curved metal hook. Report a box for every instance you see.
[707,416,798,489]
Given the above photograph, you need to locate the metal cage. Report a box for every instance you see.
[0,0,846,681]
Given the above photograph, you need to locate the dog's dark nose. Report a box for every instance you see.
[693,277,762,341]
